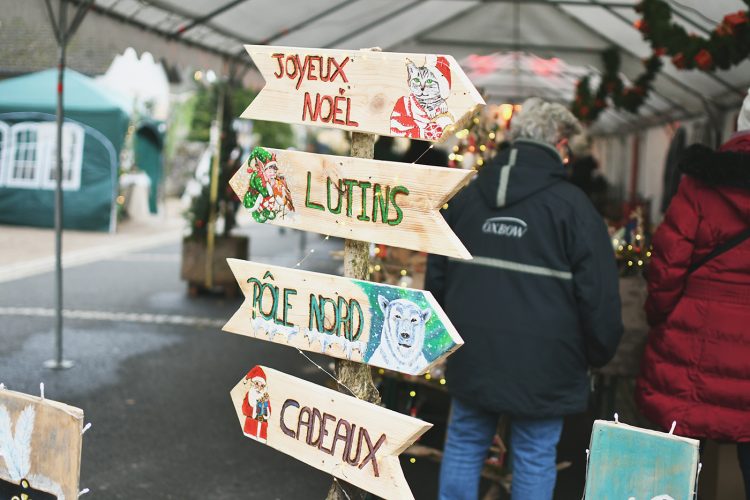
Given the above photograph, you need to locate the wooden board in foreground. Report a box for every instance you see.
[231,365,431,500]
[242,45,485,142]
[229,147,474,259]
[223,259,463,376]
[585,420,699,499]
[0,387,84,500]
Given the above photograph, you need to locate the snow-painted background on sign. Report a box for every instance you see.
[356,281,455,363]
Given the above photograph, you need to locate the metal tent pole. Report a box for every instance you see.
[45,0,74,370]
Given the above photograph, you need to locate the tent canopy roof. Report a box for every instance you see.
[0,68,131,114]
[84,0,750,132]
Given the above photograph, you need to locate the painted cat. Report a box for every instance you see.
[390,55,455,141]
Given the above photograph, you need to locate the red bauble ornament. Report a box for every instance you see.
[634,19,649,33]
[694,49,714,70]
[654,47,667,57]
[672,53,686,69]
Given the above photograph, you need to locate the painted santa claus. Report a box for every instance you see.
[242,366,271,443]
[390,55,455,141]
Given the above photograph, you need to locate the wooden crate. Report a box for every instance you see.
[180,235,249,296]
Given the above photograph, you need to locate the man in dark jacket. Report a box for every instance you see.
[427,98,623,500]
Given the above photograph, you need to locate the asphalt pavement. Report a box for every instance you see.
[0,223,449,499]
[0,216,596,499]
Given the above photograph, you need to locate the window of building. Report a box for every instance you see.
[40,122,85,191]
[6,123,41,188]
[0,121,8,187]
[4,122,85,191]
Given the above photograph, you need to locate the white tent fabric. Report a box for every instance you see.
[97,47,171,120]
[86,0,750,134]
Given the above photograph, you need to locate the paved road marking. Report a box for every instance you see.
[108,253,180,262]
[0,307,225,328]
[0,230,182,283]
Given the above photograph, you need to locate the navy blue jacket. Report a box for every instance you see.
[425,139,623,417]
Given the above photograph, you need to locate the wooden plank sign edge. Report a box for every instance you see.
[223,258,464,376]
[229,147,475,259]
[230,365,432,500]
[585,420,700,499]
[0,387,84,500]
[242,45,485,143]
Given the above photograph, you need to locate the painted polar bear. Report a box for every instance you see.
[368,295,432,375]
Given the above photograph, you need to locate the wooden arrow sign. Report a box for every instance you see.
[231,365,431,500]
[229,147,473,259]
[242,45,485,142]
[223,259,463,376]
[0,387,84,500]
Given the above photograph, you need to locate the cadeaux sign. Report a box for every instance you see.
[242,45,485,142]
[584,420,700,499]
[223,259,463,376]
[231,366,431,500]
[0,388,84,500]
[229,147,474,259]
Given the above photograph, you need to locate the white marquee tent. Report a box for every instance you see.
[70,0,750,219]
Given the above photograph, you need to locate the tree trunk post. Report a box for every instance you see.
[325,130,382,500]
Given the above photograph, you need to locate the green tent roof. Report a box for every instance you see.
[0,68,131,114]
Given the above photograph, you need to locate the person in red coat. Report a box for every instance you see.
[636,91,750,499]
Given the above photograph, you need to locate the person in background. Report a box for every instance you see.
[567,134,609,216]
[426,98,623,500]
[636,89,750,500]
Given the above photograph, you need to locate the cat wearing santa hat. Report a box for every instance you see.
[242,366,271,443]
[390,55,455,141]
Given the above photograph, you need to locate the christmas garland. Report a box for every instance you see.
[572,1,750,121]
[571,48,662,122]
[635,0,750,71]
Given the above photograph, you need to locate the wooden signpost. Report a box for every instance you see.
[223,259,463,376]
[230,366,431,500]
[229,146,474,259]
[222,43,485,498]
[0,387,84,500]
[584,420,700,499]
[241,45,485,142]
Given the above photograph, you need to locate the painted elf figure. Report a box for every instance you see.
[242,366,271,443]
[390,55,455,141]
[243,147,294,223]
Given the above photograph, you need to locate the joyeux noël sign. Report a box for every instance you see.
[242,45,485,142]
[0,388,84,500]
[223,259,463,376]
[229,147,474,259]
[231,366,431,500]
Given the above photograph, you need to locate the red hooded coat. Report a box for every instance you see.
[636,132,750,441]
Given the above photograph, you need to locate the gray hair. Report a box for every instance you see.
[508,98,582,145]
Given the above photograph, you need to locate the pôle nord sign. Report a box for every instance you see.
[0,388,84,500]
[229,147,474,259]
[242,45,485,142]
[231,366,431,500]
[223,259,463,376]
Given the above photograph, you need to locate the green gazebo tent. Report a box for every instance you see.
[0,68,130,231]
[134,119,165,214]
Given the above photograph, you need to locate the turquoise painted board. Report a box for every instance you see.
[585,421,699,500]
